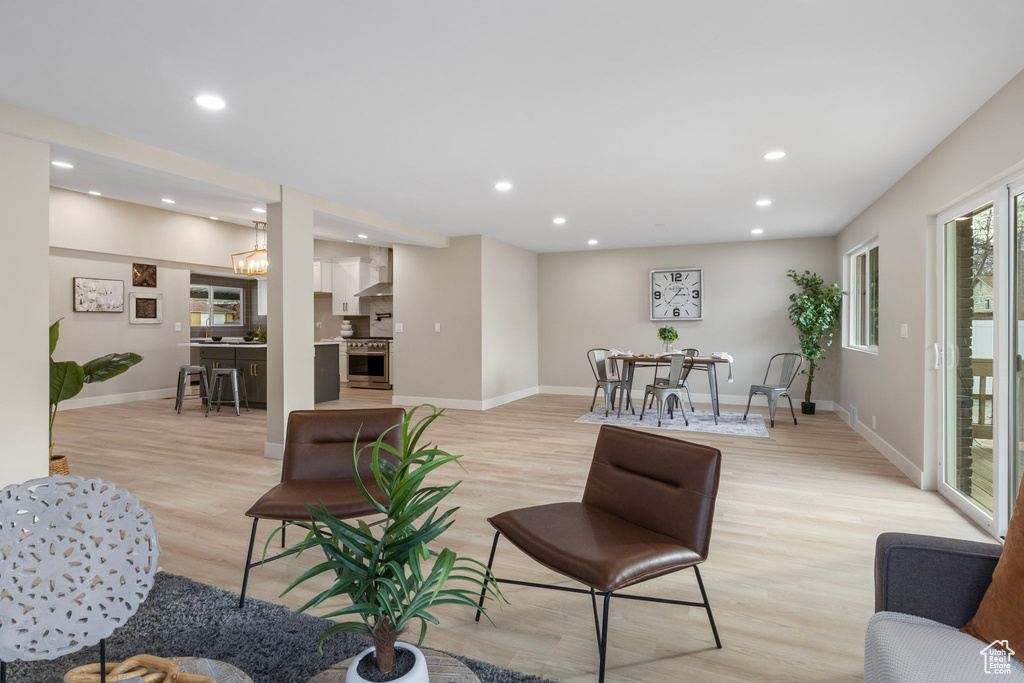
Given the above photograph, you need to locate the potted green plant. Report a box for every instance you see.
[656,325,679,353]
[49,319,143,473]
[277,406,504,682]
[786,270,846,415]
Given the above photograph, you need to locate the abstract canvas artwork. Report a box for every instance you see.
[129,293,162,324]
[132,263,157,287]
[73,278,124,313]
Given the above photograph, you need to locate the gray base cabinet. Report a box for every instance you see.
[198,344,339,408]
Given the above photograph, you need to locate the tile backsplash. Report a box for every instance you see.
[189,274,266,339]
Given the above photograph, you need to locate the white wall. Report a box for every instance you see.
[393,236,483,405]
[481,236,539,404]
[49,249,191,407]
[538,237,839,406]
[0,132,50,485]
[835,67,1024,488]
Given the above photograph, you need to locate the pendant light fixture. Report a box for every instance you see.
[232,221,269,275]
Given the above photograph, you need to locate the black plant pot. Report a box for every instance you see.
[801,402,816,415]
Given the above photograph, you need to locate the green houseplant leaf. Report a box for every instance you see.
[277,405,507,677]
[50,359,85,406]
[49,318,61,356]
[82,352,144,383]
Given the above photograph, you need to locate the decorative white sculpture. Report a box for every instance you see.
[0,476,160,663]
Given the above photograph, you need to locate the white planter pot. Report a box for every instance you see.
[345,642,428,683]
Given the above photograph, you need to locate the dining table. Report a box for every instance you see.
[607,354,732,424]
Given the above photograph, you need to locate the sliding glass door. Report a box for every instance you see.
[941,203,996,522]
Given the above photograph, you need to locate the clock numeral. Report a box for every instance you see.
[654,291,661,300]
[692,290,700,299]
[673,308,680,317]
[672,272,682,282]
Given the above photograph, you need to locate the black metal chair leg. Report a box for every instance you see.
[598,591,611,683]
[100,639,106,683]
[281,522,286,548]
[2,660,7,683]
[590,588,602,652]
[693,565,722,648]
[239,518,259,608]
[475,531,501,622]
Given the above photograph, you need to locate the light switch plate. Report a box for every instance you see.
[174,322,182,332]
[435,323,441,333]
[395,323,404,333]
[900,323,908,338]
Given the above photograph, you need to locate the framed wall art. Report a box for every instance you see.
[73,277,124,313]
[132,263,157,287]
[129,292,162,324]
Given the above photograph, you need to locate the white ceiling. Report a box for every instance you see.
[4,1,1024,252]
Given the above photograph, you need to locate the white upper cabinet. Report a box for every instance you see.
[332,258,375,316]
[313,259,333,293]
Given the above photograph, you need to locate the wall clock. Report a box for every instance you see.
[650,268,703,320]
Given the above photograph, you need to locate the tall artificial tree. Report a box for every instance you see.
[786,270,846,404]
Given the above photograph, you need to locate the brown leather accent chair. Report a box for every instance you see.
[474,425,722,682]
[238,407,405,607]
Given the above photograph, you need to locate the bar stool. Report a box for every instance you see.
[175,365,210,414]
[206,367,250,417]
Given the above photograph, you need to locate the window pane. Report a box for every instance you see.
[212,287,243,325]
[868,246,879,346]
[856,253,867,346]
[943,204,994,514]
[190,286,211,327]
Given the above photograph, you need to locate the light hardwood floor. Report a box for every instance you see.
[53,389,990,682]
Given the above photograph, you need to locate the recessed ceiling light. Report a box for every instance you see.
[587,239,599,246]
[193,94,226,111]
[51,161,74,169]
[345,239,354,243]
[756,198,772,207]
[553,217,566,225]
[494,181,513,192]
[209,216,219,221]
[161,198,176,204]
[764,150,786,160]
[357,234,369,239]
[653,223,665,228]
[252,207,266,213]
[88,191,102,196]
[751,228,764,235]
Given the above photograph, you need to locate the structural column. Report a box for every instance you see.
[0,133,51,485]
[264,187,315,459]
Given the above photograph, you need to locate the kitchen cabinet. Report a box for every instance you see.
[237,348,267,405]
[332,257,375,316]
[197,343,340,407]
[313,260,333,293]
[314,344,340,403]
[255,276,268,316]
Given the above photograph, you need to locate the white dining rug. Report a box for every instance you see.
[574,405,771,438]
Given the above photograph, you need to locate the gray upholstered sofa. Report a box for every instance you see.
[867,532,1024,682]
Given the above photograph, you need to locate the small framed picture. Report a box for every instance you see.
[73,277,124,313]
[132,263,157,288]
[129,293,162,324]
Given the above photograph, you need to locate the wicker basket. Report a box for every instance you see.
[49,445,70,476]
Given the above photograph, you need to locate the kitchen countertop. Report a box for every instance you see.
[177,341,341,348]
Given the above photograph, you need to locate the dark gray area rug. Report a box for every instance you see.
[6,572,558,683]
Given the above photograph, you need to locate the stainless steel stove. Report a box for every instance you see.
[346,338,392,389]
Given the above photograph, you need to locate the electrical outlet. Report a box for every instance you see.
[435,323,441,333]
[900,323,908,339]
[316,321,322,329]
[395,323,404,333]
[872,415,877,430]
[174,322,182,332]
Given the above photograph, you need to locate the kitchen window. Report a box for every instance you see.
[190,285,244,326]
[846,239,879,353]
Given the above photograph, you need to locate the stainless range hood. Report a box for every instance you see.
[355,265,393,297]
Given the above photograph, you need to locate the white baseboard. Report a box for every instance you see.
[538,386,833,411]
[392,386,540,412]
[834,405,924,488]
[482,386,540,411]
[57,388,177,411]
[264,442,284,460]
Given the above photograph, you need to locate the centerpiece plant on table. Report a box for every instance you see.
[274,405,505,683]
[656,325,679,352]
